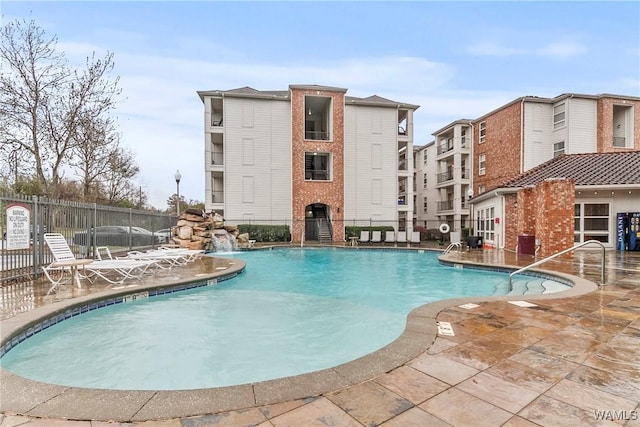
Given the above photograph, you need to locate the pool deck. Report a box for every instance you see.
[1,245,639,426]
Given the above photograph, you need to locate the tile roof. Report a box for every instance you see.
[502,151,640,188]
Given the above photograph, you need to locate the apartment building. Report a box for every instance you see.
[197,85,419,243]
[412,142,439,230]
[472,93,640,196]
[467,93,640,254]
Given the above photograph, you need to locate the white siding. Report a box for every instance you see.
[523,102,553,171]
[523,98,598,171]
[344,104,398,224]
[223,97,291,222]
[566,98,597,153]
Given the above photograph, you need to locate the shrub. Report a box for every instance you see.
[237,224,291,242]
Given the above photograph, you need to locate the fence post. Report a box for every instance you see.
[32,195,39,277]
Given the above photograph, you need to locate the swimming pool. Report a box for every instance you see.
[0,248,570,390]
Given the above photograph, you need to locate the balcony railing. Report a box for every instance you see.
[437,169,454,184]
[305,131,330,141]
[211,153,223,165]
[613,136,626,147]
[437,200,454,211]
[437,140,454,155]
[211,191,224,203]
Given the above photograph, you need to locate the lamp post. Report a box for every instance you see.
[467,187,474,233]
[175,169,182,218]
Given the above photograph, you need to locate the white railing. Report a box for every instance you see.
[508,240,606,288]
[443,241,462,255]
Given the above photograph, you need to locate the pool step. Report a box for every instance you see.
[506,278,571,296]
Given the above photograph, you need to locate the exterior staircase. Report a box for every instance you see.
[313,206,333,242]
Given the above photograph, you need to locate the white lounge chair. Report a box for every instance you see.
[120,250,189,269]
[385,231,396,244]
[397,231,407,244]
[157,246,205,262]
[43,233,155,290]
[371,231,382,244]
[411,231,421,245]
[358,231,370,244]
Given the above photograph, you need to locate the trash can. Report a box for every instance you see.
[467,235,483,249]
[517,235,536,256]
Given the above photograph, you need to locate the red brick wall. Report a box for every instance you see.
[290,88,345,243]
[504,179,575,258]
[597,97,640,152]
[504,193,519,249]
[473,101,523,195]
[534,179,575,258]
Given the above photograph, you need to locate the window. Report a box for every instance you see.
[476,206,495,242]
[304,152,330,181]
[423,150,428,165]
[461,127,468,147]
[479,122,486,144]
[423,173,428,189]
[553,141,565,158]
[574,202,610,243]
[423,197,428,210]
[478,153,486,175]
[553,103,566,129]
[478,185,485,194]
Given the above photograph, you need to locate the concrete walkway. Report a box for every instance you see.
[1,247,639,426]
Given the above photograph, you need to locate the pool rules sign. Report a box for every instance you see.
[6,203,31,250]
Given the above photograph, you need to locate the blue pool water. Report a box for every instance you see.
[1,248,569,390]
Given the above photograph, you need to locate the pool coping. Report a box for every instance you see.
[0,249,599,422]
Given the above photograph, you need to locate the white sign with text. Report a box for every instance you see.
[6,204,31,250]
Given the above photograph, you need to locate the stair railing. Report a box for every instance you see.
[508,240,606,288]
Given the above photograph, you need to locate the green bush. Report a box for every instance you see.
[238,224,291,242]
[344,225,395,239]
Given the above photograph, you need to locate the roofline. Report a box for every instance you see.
[472,92,640,123]
[197,90,290,102]
[289,84,348,93]
[345,97,420,110]
[470,183,640,204]
[431,119,474,136]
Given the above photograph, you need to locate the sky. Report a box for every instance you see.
[2,1,639,209]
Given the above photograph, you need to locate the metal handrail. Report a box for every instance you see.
[443,241,462,255]
[509,240,606,287]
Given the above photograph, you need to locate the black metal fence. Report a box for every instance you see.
[1,194,175,285]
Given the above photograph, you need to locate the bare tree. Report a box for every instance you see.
[0,18,121,198]
[70,115,119,200]
[102,146,140,205]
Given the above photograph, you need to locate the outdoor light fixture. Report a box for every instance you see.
[175,169,182,217]
[308,108,312,115]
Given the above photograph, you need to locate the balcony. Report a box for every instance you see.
[437,140,454,155]
[210,152,223,165]
[437,199,454,212]
[211,191,224,204]
[437,169,454,184]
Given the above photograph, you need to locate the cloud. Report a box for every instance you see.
[467,40,588,58]
[467,43,526,57]
[536,42,587,58]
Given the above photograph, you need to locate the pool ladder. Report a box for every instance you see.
[443,241,462,255]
